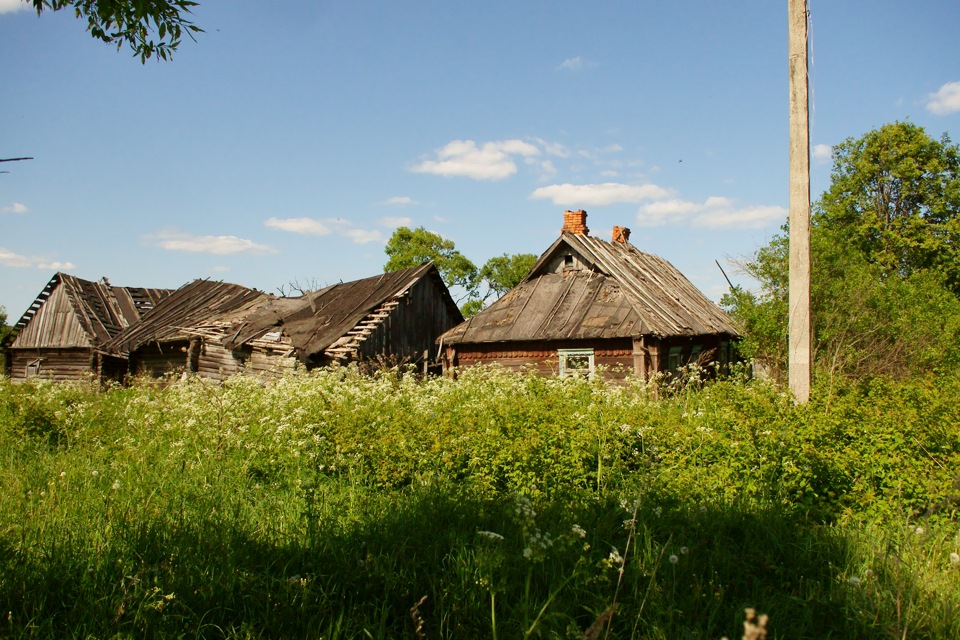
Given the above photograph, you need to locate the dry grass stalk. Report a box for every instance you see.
[410,594,428,639]
[582,604,617,640]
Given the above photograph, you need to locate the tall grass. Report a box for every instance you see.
[0,366,958,638]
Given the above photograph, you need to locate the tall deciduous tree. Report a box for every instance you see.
[384,226,480,306]
[724,122,960,384]
[818,121,960,293]
[383,228,537,317]
[29,0,203,61]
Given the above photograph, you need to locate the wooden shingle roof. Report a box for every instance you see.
[440,233,740,345]
[8,273,170,350]
[103,279,268,354]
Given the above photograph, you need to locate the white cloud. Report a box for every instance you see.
[383,196,415,206]
[557,56,584,71]
[1,202,28,215]
[36,260,76,270]
[0,1,30,15]
[378,216,412,228]
[211,265,231,273]
[926,81,960,115]
[530,182,669,206]
[265,216,333,236]
[342,229,383,244]
[411,139,541,180]
[812,144,832,162]
[148,231,275,255]
[637,197,786,229]
[0,247,75,270]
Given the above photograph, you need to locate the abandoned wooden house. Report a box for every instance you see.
[105,263,463,381]
[2,272,170,382]
[438,209,741,381]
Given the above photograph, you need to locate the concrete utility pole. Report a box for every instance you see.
[788,0,811,403]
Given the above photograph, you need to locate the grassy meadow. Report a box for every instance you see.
[1,366,959,639]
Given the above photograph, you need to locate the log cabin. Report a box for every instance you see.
[438,210,741,382]
[3,272,170,382]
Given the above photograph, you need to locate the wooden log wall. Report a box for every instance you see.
[451,338,636,380]
[7,348,95,382]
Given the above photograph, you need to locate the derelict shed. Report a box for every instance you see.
[105,263,463,381]
[439,210,741,381]
[103,279,273,380]
[3,272,170,382]
[221,262,463,371]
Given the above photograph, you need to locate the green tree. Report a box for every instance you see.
[384,228,537,318]
[724,122,960,384]
[29,0,203,62]
[384,226,481,306]
[818,121,960,293]
[0,306,11,373]
[479,253,537,299]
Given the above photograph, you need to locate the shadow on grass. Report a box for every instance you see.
[0,486,947,639]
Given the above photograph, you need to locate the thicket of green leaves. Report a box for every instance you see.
[724,122,960,388]
[1,368,958,639]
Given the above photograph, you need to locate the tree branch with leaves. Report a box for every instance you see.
[30,0,203,61]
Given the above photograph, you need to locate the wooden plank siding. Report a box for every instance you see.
[351,271,463,367]
[8,348,96,382]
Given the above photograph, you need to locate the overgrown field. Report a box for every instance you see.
[1,367,959,639]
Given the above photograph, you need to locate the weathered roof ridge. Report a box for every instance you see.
[8,272,171,349]
[440,233,739,345]
[104,279,268,354]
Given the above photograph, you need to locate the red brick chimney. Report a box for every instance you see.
[562,209,589,236]
[612,226,631,244]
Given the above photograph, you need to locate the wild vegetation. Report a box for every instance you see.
[1,366,959,639]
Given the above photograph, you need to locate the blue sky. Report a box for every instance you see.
[2,0,959,320]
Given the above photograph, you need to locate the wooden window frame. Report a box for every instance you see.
[558,348,595,379]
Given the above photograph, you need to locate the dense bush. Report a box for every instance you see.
[0,368,958,638]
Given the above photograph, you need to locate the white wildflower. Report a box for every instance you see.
[608,547,623,565]
[668,554,679,564]
[848,576,861,585]
[112,480,121,490]
[950,552,960,565]
[680,546,689,555]
[91,470,99,476]
[59,471,66,478]
[915,526,925,536]
[477,530,504,542]
[571,524,587,539]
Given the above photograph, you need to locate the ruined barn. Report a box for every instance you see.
[106,263,463,381]
[439,210,741,381]
[3,272,170,382]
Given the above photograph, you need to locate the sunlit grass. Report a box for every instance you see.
[0,367,958,638]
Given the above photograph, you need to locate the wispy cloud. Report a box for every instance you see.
[148,230,276,255]
[637,196,786,229]
[342,229,383,244]
[530,182,669,206]
[1,202,29,215]
[382,196,416,206]
[411,139,541,180]
[926,81,960,115]
[0,247,75,270]
[266,216,390,245]
[0,1,31,15]
[265,216,333,236]
[812,144,832,163]
[378,216,412,229]
[557,56,584,71]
